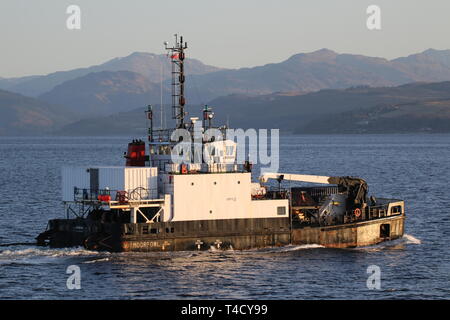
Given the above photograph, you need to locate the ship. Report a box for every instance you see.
[36,36,405,252]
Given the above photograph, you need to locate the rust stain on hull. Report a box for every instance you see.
[292,215,405,248]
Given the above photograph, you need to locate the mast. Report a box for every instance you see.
[165,34,188,129]
[146,105,153,142]
[160,63,163,129]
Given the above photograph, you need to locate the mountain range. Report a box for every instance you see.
[184,48,450,101]
[2,48,450,135]
[0,89,74,135]
[0,52,221,97]
[55,81,450,135]
[212,80,450,129]
[297,98,450,134]
[9,48,450,114]
[39,70,170,115]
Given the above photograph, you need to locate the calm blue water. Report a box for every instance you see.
[0,135,449,299]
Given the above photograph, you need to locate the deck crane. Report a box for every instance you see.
[259,173,369,209]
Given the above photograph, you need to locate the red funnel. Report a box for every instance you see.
[125,139,147,166]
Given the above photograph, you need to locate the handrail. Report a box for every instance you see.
[73,187,158,202]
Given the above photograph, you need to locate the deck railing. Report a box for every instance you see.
[72,187,158,203]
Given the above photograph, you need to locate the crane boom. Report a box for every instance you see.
[259,173,332,184]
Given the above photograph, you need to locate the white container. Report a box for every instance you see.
[62,166,158,201]
[122,167,158,199]
[62,167,90,202]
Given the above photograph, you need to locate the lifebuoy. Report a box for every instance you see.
[353,208,362,218]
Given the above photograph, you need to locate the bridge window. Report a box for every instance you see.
[391,205,402,215]
[277,206,286,215]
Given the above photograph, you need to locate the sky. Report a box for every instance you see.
[1,0,450,78]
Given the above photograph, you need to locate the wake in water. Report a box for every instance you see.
[403,234,422,244]
[276,244,325,252]
[0,246,105,265]
[354,234,422,251]
[82,257,111,264]
[0,234,420,264]
[384,233,421,246]
[211,244,326,256]
[0,247,102,258]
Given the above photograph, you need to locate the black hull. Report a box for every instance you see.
[37,214,404,251]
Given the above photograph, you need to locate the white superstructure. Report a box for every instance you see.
[163,172,288,222]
